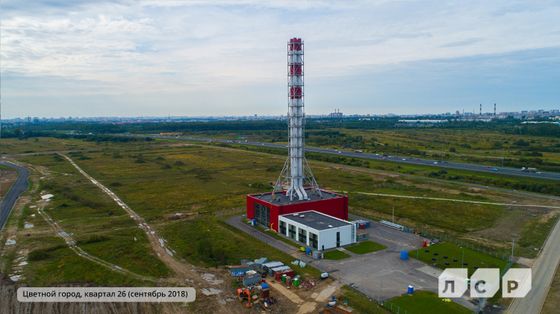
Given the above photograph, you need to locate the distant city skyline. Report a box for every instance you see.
[1,1,559,119]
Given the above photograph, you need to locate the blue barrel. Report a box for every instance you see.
[400,250,409,260]
[407,285,414,294]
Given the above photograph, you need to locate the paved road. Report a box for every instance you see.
[0,161,29,231]
[507,216,560,314]
[139,134,560,181]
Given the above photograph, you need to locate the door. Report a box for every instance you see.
[336,232,340,247]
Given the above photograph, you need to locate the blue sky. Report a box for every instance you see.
[1,0,559,118]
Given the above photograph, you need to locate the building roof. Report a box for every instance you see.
[250,188,341,206]
[280,210,351,231]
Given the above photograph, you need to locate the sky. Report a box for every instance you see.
[1,0,559,118]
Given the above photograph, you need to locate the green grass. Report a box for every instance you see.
[226,141,560,196]
[385,291,471,314]
[7,137,555,289]
[263,228,302,249]
[207,127,560,172]
[159,216,322,279]
[517,214,559,258]
[0,137,100,155]
[24,237,149,286]
[323,249,351,260]
[19,140,555,260]
[339,286,389,314]
[346,241,386,254]
[15,152,171,283]
[410,242,508,276]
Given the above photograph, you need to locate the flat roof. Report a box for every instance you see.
[280,210,351,231]
[251,188,341,206]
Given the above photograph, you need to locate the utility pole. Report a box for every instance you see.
[511,238,515,262]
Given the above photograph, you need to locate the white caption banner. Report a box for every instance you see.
[18,287,196,303]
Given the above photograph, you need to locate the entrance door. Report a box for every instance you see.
[336,232,340,247]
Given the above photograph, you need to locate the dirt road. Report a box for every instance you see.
[353,191,560,209]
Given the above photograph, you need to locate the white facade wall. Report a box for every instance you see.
[317,224,355,250]
[278,215,356,251]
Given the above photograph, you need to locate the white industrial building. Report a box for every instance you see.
[278,211,356,251]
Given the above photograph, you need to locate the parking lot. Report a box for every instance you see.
[313,220,439,300]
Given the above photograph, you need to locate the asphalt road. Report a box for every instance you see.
[507,216,560,314]
[0,161,29,231]
[142,134,560,181]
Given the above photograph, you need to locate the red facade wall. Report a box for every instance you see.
[246,192,349,232]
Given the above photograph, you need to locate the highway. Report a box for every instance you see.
[0,161,29,231]
[142,134,560,181]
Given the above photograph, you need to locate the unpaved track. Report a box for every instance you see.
[57,154,239,313]
[36,199,156,283]
[59,153,201,281]
[353,191,560,209]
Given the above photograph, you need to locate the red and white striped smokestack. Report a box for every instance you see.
[286,38,306,200]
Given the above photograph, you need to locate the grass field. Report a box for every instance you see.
[323,249,351,260]
[13,152,170,285]
[0,166,17,199]
[3,137,557,287]
[159,217,321,279]
[338,286,389,313]
[409,242,508,275]
[385,291,471,314]
[22,236,150,286]
[542,265,560,314]
[0,137,100,155]
[346,241,386,254]
[207,127,560,172]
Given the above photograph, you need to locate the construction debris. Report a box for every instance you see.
[40,194,54,200]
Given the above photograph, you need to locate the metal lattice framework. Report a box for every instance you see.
[273,38,321,201]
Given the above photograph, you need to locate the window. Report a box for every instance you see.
[298,228,307,244]
[254,203,270,227]
[288,224,296,240]
[279,221,286,235]
[309,232,318,249]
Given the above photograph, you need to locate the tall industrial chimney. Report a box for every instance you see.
[287,38,307,200]
[274,38,321,201]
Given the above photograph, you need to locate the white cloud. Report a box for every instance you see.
[1,0,559,117]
